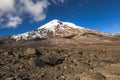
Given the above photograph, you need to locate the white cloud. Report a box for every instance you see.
[6,16,22,28]
[20,0,50,21]
[0,0,66,28]
[0,0,15,20]
[0,0,50,28]
[0,0,15,13]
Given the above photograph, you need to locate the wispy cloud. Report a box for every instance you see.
[6,16,22,28]
[51,0,65,5]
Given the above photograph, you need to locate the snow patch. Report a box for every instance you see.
[11,19,86,41]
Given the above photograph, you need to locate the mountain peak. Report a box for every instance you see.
[11,19,86,41]
[38,19,84,30]
[50,19,61,22]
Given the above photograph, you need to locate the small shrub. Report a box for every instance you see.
[81,60,88,64]
[23,54,33,59]
[65,58,71,64]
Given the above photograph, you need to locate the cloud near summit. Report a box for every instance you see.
[0,0,65,28]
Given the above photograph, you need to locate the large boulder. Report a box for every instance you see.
[24,48,41,57]
[29,57,45,67]
[25,48,36,55]
[43,56,64,66]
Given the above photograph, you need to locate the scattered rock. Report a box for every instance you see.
[61,75,66,79]
[4,51,14,56]
[24,48,41,57]
[13,53,21,59]
[29,57,36,66]
[76,77,81,80]
[24,48,37,55]
[5,77,14,80]
[0,46,120,80]
[22,77,30,80]
[40,73,46,78]
[44,56,64,66]
[29,57,45,67]
[90,73,106,80]
[35,59,45,67]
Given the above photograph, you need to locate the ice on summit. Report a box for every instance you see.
[11,19,85,41]
[38,19,84,30]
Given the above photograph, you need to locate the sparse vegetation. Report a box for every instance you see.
[0,41,120,80]
[22,54,33,59]
[81,60,88,64]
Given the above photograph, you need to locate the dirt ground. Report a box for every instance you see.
[0,39,120,80]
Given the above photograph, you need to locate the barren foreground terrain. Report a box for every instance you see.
[0,38,120,80]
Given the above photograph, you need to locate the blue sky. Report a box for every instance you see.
[0,0,120,36]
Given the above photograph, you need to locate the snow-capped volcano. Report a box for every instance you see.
[11,19,85,41]
[38,19,84,30]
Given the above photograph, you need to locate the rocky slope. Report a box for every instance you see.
[0,43,120,80]
[0,20,120,80]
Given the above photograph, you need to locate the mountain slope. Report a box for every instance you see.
[0,20,120,80]
[11,19,113,42]
[11,20,85,41]
[0,19,116,49]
